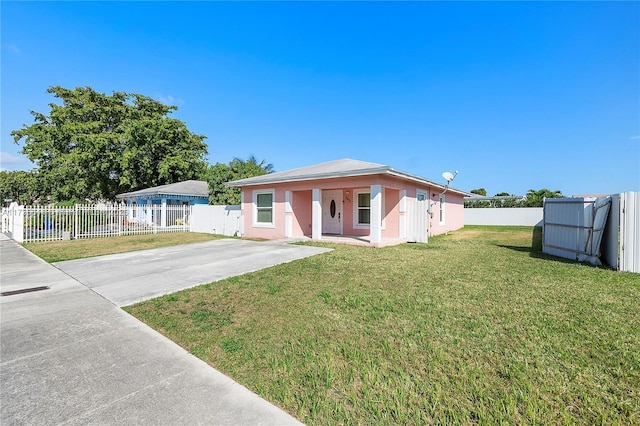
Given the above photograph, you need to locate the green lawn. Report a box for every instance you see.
[24,232,225,262]
[124,226,639,425]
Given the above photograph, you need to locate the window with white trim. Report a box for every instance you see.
[357,192,370,225]
[253,189,275,227]
[353,189,385,229]
[439,194,445,225]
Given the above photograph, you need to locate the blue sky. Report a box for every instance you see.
[1,1,638,196]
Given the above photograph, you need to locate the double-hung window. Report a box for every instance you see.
[353,189,385,229]
[439,194,445,225]
[357,192,371,225]
[253,189,275,227]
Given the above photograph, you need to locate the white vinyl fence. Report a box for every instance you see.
[542,197,611,265]
[464,207,543,226]
[542,192,640,273]
[2,204,191,243]
[190,205,241,237]
[619,191,640,273]
[406,197,429,243]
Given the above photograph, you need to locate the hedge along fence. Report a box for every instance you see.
[3,204,191,243]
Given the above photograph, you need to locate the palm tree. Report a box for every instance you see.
[524,189,564,207]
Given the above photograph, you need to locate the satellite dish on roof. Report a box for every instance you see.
[442,170,458,183]
[440,170,459,195]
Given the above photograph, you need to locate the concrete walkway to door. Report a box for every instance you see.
[0,235,329,425]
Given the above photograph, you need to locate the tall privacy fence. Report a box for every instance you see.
[2,203,192,243]
[463,192,639,273]
[464,207,543,226]
[542,197,612,266]
[542,192,639,273]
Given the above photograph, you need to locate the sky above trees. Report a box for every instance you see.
[1,1,638,196]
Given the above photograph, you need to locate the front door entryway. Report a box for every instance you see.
[322,190,343,234]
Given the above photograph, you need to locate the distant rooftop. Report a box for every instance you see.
[116,180,208,199]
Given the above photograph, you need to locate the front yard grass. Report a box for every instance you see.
[125,226,640,425]
[24,232,225,262]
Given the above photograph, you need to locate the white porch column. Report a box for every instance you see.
[161,198,167,227]
[312,188,322,240]
[284,191,293,238]
[370,185,382,245]
[239,190,245,236]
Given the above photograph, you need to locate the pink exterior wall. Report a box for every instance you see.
[382,188,400,238]
[292,190,312,236]
[239,174,464,241]
[240,188,287,240]
[429,191,464,236]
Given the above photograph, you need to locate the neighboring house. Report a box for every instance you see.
[226,158,467,247]
[116,180,209,226]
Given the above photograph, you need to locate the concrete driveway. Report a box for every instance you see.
[55,239,331,306]
[1,235,330,425]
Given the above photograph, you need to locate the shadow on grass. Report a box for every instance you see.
[498,227,608,268]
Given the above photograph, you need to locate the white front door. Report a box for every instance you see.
[322,190,343,234]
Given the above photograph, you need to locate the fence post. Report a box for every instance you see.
[74,204,79,240]
[11,204,25,243]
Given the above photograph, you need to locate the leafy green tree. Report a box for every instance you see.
[470,188,487,196]
[11,86,208,201]
[494,192,511,196]
[522,188,564,207]
[207,155,274,204]
[0,170,42,205]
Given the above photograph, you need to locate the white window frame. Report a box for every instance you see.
[439,194,445,225]
[353,188,385,230]
[253,189,275,228]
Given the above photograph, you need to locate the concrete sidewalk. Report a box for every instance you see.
[0,234,306,425]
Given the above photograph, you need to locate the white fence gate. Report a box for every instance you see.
[542,192,640,273]
[542,197,611,265]
[406,197,429,243]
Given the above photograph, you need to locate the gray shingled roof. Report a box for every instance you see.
[116,180,209,199]
[226,158,468,196]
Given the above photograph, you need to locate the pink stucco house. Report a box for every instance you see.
[227,158,468,247]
